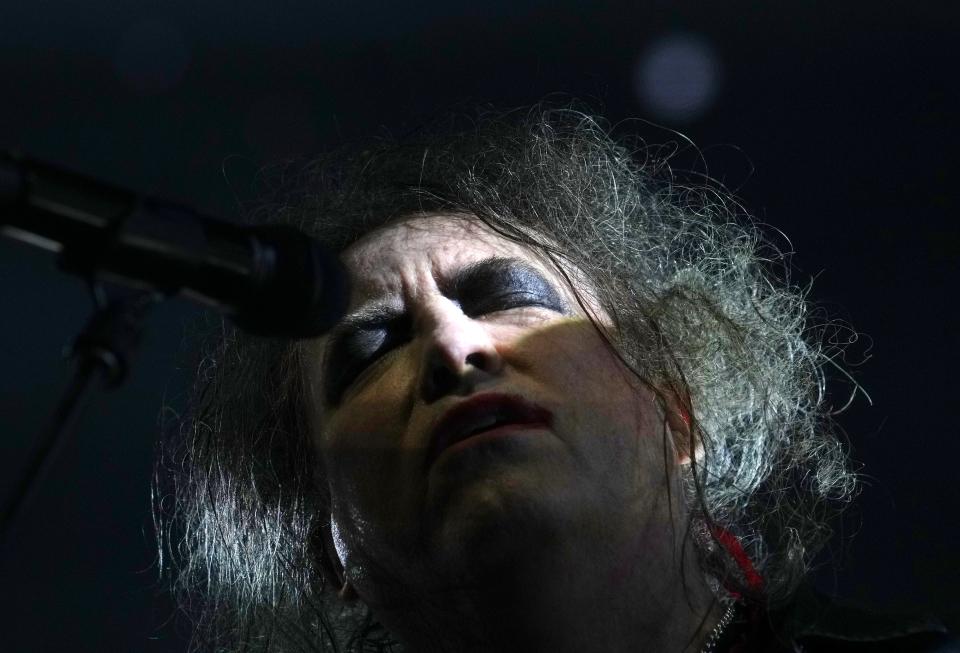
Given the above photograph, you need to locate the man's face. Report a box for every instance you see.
[307,214,687,608]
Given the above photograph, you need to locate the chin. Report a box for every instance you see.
[426,469,570,576]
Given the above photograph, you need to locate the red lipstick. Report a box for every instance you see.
[427,392,553,469]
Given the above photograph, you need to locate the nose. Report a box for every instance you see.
[418,302,503,403]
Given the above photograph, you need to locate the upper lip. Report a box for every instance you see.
[426,392,553,469]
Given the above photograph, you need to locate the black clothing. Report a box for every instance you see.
[719,584,959,652]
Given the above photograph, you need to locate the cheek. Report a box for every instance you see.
[528,323,659,482]
[533,321,638,418]
[322,403,403,502]
[320,352,415,456]
[319,378,425,542]
[323,438,421,565]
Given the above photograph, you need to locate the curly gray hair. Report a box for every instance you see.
[155,107,860,652]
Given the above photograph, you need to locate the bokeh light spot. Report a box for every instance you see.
[635,33,722,123]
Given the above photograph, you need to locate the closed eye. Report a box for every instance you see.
[326,295,562,404]
[332,296,544,394]
[467,291,550,316]
[326,327,407,402]
[324,254,572,405]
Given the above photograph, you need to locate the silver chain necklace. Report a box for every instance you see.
[699,602,738,653]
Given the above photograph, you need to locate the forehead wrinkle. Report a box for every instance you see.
[343,213,603,322]
[344,224,460,305]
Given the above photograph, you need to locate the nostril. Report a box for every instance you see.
[431,364,457,388]
[423,363,458,402]
[422,349,500,403]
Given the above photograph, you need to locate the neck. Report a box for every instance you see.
[372,527,725,653]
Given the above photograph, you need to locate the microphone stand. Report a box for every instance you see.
[0,150,349,549]
[0,283,163,547]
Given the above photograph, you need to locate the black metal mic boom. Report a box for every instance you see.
[0,151,349,337]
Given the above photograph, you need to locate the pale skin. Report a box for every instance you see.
[306,214,724,652]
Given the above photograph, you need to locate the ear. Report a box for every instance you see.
[317,515,360,603]
[660,391,702,466]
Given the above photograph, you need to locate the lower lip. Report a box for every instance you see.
[438,422,549,461]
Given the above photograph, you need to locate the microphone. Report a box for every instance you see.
[0,151,350,337]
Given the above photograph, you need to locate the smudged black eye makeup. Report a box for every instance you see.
[451,258,567,317]
[321,257,569,404]
[322,311,407,404]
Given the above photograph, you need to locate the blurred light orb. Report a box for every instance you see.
[635,33,721,123]
[114,19,190,95]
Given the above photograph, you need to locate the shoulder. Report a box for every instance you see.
[774,584,960,653]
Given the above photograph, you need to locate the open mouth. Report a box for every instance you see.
[445,420,547,454]
[426,392,553,470]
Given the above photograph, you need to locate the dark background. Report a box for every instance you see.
[1,1,957,651]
